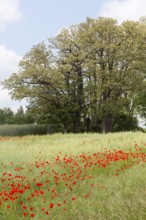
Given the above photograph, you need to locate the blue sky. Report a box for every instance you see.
[0,0,103,55]
[0,0,146,112]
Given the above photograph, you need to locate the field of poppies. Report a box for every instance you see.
[1,132,146,220]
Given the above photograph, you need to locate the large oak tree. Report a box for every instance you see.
[3,17,146,132]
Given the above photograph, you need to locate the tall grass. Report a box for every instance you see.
[0,124,48,136]
[0,132,146,219]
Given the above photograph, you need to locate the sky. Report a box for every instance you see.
[0,0,146,112]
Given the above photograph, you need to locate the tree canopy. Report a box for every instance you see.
[3,17,146,132]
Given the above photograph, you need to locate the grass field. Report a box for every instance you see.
[0,132,146,220]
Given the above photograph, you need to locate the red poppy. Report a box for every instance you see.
[49,203,54,209]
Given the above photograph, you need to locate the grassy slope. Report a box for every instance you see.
[0,132,146,220]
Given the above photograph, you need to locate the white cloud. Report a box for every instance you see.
[0,0,22,30]
[0,0,25,110]
[0,45,26,111]
[0,44,21,81]
[0,88,27,112]
[100,0,146,23]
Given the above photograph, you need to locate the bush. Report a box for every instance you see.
[0,124,48,136]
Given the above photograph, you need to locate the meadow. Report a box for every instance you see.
[0,132,146,220]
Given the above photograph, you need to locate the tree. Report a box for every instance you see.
[78,17,146,132]
[12,106,35,124]
[3,17,146,133]
[3,42,73,132]
[0,108,14,124]
[51,26,88,132]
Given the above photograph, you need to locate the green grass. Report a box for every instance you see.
[0,132,146,219]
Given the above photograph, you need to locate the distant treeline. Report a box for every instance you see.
[0,106,34,125]
[0,106,143,135]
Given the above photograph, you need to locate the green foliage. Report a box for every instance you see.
[0,106,35,125]
[113,113,138,131]
[3,17,146,133]
[0,108,14,124]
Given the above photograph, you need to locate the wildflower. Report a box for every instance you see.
[23,212,27,217]
[49,203,54,209]
[30,213,35,218]
[36,182,43,187]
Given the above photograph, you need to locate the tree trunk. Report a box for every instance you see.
[101,116,107,133]
[106,116,114,132]
[63,121,68,134]
[101,115,114,133]
[73,112,81,133]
